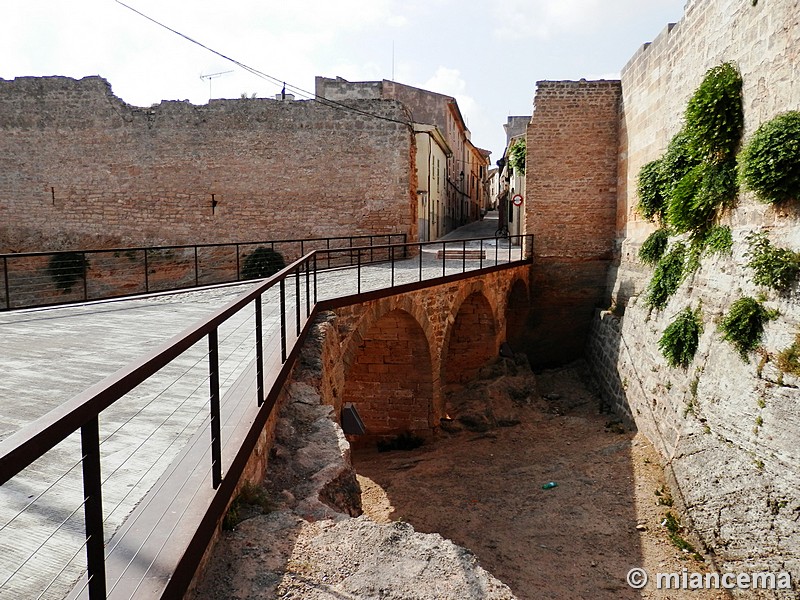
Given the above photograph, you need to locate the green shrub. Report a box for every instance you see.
[739,111,800,204]
[661,130,702,195]
[744,231,800,291]
[719,296,778,360]
[637,159,668,221]
[48,252,89,292]
[646,243,686,311]
[684,62,744,161]
[659,306,704,369]
[241,247,286,280]
[704,225,733,256]
[666,161,738,234]
[508,138,526,175]
[639,228,670,266]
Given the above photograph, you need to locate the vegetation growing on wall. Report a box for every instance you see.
[646,243,686,311]
[776,333,800,377]
[666,161,738,234]
[48,252,88,293]
[719,296,779,360]
[703,225,733,256]
[745,231,800,292]
[637,63,744,312]
[508,138,526,175]
[639,228,670,266]
[241,247,286,280]
[637,159,667,221]
[659,306,704,369]
[739,111,800,204]
[683,62,744,162]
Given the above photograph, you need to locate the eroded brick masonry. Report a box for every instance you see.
[0,76,417,252]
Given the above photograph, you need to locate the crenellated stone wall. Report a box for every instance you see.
[0,76,417,253]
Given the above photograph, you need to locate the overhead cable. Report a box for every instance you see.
[113,1,412,126]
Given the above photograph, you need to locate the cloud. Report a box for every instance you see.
[490,0,682,40]
[420,66,481,130]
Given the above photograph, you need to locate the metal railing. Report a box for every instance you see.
[0,233,532,600]
[0,233,406,311]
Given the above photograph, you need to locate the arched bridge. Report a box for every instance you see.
[316,267,531,436]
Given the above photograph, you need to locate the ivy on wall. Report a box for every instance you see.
[719,296,778,360]
[659,305,704,369]
[739,111,800,204]
[630,62,800,370]
[745,231,800,292]
[508,138,526,175]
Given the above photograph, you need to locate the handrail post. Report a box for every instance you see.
[357,250,362,294]
[3,256,9,310]
[144,248,149,293]
[295,266,301,337]
[209,328,222,488]
[81,416,107,600]
[236,244,241,281]
[255,298,264,407]
[442,241,446,278]
[82,251,89,302]
[313,254,318,304]
[326,239,331,270]
[279,278,287,363]
[418,243,423,282]
[462,240,466,273]
[305,260,310,317]
[194,246,199,287]
[480,239,484,269]
[390,246,395,287]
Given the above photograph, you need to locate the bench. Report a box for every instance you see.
[436,249,486,260]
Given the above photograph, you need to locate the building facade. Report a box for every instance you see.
[316,77,490,238]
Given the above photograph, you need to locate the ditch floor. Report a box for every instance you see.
[354,362,730,600]
[194,361,732,599]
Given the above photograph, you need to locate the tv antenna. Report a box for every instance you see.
[200,70,233,100]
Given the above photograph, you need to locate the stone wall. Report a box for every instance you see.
[0,76,417,252]
[587,0,800,592]
[525,80,621,366]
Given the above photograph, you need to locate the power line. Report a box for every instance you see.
[112,1,412,127]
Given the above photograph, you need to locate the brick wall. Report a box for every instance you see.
[0,76,417,252]
[525,80,621,366]
[342,309,433,434]
[444,292,497,384]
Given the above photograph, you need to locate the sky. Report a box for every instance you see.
[2,0,687,162]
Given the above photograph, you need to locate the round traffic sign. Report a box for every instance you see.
[512,194,524,206]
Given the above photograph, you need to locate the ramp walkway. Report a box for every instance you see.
[0,214,528,600]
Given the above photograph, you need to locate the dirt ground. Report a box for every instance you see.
[353,363,731,600]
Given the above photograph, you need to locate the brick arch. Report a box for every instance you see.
[441,289,499,385]
[504,278,530,350]
[341,304,435,436]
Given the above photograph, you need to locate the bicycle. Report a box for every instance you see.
[494,225,509,239]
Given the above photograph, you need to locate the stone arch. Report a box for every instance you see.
[341,306,434,436]
[442,290,498,385]
[504,278,530,351]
